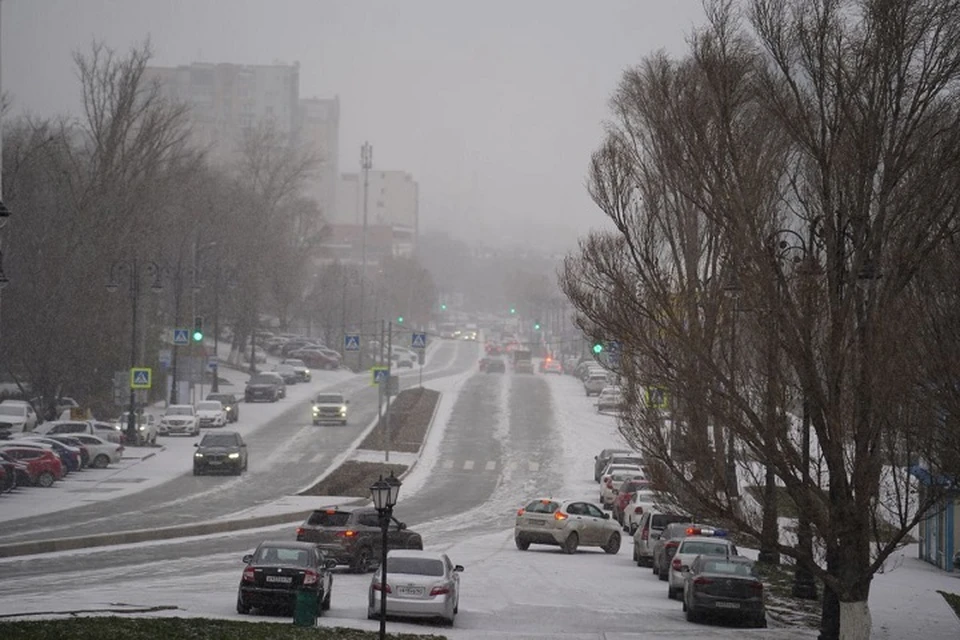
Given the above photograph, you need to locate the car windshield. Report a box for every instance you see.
[307,510,351,526]
[389,557,445,576]
[250,375,275,384]
[651,514,689,530]
[200,434,238,447]
[314,395,344,404]
[254,546,312,567]
[284,359,305,367]
[680,541,730,556]
[0,406,26,416]
[524,499,559,514]
[703,560,755,576]
[196,402,221,411]
[207,395,232,403]
[166,407,193,416]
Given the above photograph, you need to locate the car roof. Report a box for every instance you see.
[257,540,321,551]
[387,549,445,560]
[679,535,733,546]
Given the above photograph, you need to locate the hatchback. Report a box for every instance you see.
[514,498,621,554]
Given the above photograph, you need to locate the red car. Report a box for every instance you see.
[290,348,341,370]
[613,478,651,525]
[0,447,64,487]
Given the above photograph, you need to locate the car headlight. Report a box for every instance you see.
[312,406,320,413]
[228,452,240,459]
[224,407,232,412]
[138,425,146,431]
[194,452,203,458]
[339,406,347,415]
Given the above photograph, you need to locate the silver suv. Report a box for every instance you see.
[514,498,621,554]
[312,393,349,426]
[632,511,690,567]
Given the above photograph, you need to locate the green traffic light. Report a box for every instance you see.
[441,304,447,310]
[193,331,204,342]
[593,343,603,354]
[534,323,541,331]
[510,308,516,314]
[397,316,404,324]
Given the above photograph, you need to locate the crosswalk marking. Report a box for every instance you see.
[485,460,497,471]
[529,461,540,472]
[463,460,475,470]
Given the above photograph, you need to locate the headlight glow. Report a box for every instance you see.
[228,452,240,459]
[340,406,347,414]
[194,453,203,458]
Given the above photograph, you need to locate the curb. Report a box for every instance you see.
[397,390,443,484]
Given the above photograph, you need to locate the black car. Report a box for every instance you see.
[245,374,283,403]
[683,555,767,627]
[193,431,248,475]
[206,393,240,423]
[237,540,336,616]
[485,358,506,373]
[296,506,423,573]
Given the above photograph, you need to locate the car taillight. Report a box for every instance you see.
[372,582,392,593]
[429,586,450,596]
[672,558,682,571]
[693,576,713,585]
[302,570,319,585]
[337,529,357,538]
[554,511,568,521]
[517,508,525,517]
[296,527,304,537]
[634,506,644,514]
[242,567,255,582]
[641,527,649,541]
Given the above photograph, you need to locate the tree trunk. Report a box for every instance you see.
[839,601,872,640]
[758,463,780,564]
[819,543,841,640]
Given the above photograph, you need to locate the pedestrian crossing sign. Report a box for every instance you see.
[411,332,427,349]
[344,333,361,352]
[130,367,152,389]
[371,366,389,385]
[646,387,668,409]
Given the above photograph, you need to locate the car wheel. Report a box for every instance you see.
[629,523,638,535]
[515,536,530,551]
[236,593,250,615]
[632,544,638,562]
[367,609,379,620]
[658,567,668,581]
[685,605,700,622]
[603,532,621,554]
[668,586,680,600]
[93,454,110,469]
[322,587,332,611]
[36,471,55,488]
[562,532,579,554]
[352,547,372,573]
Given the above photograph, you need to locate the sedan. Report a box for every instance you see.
[683,555,767,628]
[668,532,738,600]
[368,550,463,626]
[514,498,622,554]
[237,540,336,615]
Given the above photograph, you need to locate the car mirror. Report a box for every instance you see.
[241,443,247,447]
[454,564,464,572]
[603,513,610,520]
[242,554,252,564]
[398,522,407,530]
[194,443,199,447]
[325,559,338,570]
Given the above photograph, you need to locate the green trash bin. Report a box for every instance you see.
[293,588,318,627]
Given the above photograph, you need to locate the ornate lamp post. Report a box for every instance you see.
[370,471,402,640]
[106,259,163,443]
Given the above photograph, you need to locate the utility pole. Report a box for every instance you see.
[358,142,373,370]
[377,320,385,453]
[385,320,393,464]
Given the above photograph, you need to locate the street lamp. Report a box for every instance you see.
[106,259,163,443]
[370,471,402,640]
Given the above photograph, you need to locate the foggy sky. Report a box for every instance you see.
[3,0,706,252]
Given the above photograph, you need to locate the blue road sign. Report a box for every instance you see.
[130,368,152,389]
[344,333,361,352]
[173,329,189,345]
[608,352,621,366]
[158,349,172,368]
[607,340,621,355]
[371,366,389,385]
[411,332,427,349]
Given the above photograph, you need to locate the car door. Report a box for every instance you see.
[566,502,596,544]
[582,503,610,544]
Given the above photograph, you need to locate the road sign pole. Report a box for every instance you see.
[385,321,393,464]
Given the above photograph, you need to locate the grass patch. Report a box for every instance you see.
[299,461,408,497]
[752,561,821,628]
[744,485,801,519]
[0,617,446,639]
[938,590,960,619]
[361,388,440,453]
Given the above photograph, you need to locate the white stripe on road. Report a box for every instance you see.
[529,461,540,472]
[310,452,325,464]
[463,460,475,470]
[485,460,496,471]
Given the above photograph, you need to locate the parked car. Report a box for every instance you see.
[600,467,645,509]
[19,435,84,472]
[584,371,610,396]
[193,431,247,475]
[290,348,340,370]
[0,446,63,487]
[622,487,658,535]
[611,478,651,525]
[296,505,423,573]
[245,373,284,403]
[594,448,634,482]
[596,387,624,412]
[0,451,32,487]
[0,457,16,492]
[206,393,240,423]
[312,393,349,426]
[34,420,123,444]
[367,550,463,626]
[683,554,767,627]
[272,364,301,385]
[236,540,337,615]
[668,532,739,600]
[633,511,695,567]
[195,401,228,429]
[63,433,123,469]
[158,405,200,436]
[599,456,646,481]
[0,400,39,437]
[116,412,158,445]
[514,498,621,554]
[278,358,311,382]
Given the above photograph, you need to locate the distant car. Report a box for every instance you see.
[193,430,247,475]
[542,360,563,374]
[312,393,349,426]
[599,456,646,481]
[195,401,228,429]
[514,360,535,374]
[290,348,341,370]
[683,555,767,627]
[159,405,200,436]
[272,364,300,385]
[514,498,621,554]
[279,358,311,382]
[368,550,463,626]
[633,511,691,567]
[296,505,423,573]
[392,352,415,368]
[485,358,506,374]
[584,372,609,396]
[596,387,624,413]
[600,467,646,510]
[237,540,336,616]
[116,411,158,445]
[0,401,39,437]
[245,373,284,403]
[594,448,634,482]
[206,393,240,423]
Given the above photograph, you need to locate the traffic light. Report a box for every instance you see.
[509,307,516,314]
[192,316,204,342]
[534,321,541,331]
[397,316,404,324]
[593,343,603,354]
[440,303,447,311]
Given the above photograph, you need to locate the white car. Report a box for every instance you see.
[0,400,39,435]
[514,497,622,554]
[596,387,624,413]
[368,550,463,626]
[34,420,123,444]
[63,433,123,468]
[623,488,658,534]
[667,531,739,600]
[600,466,646,510]
[195,401,227,429]
[159,405,200,436]
[117,412,158,445]
[599,456,646,481]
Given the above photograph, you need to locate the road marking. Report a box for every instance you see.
[463,460,475,470]
[485,460,496,471]
[529,461,540,472]
[443,459,454,469]
[310,452,325,464]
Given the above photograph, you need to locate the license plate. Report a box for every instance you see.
[208,460,221,465]
[716,602,740,609]
[265,575,292,583]
[528,520,545,526]
[396,586,424,596]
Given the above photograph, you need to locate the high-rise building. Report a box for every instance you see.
[336,169,419,239]
[299,97,340,221]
